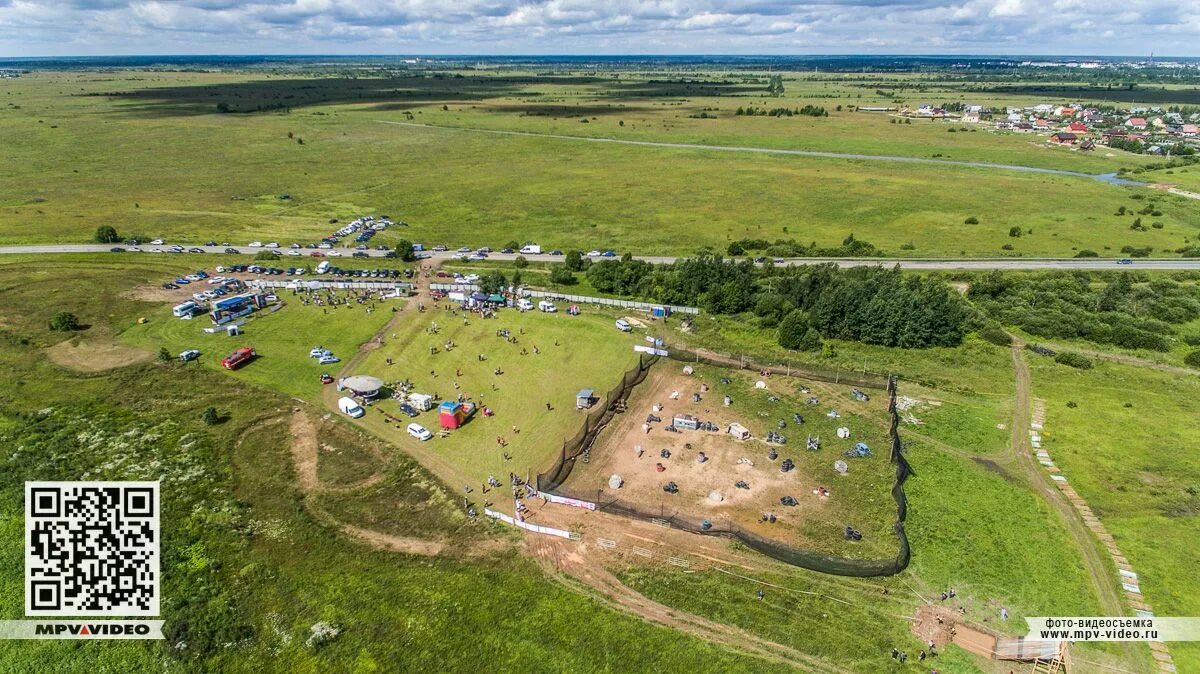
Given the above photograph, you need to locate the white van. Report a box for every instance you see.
[516,298,534,312]
[538,300,557,313]
[407,423,433,441]
[172,301,198,318]
[519,244,541,255]
[615,319,631,332]
[315,260,330,274]
[338,396,365,419]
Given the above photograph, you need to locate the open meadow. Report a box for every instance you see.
[3,70,1200,256]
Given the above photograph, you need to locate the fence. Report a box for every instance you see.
[248,279,414,292]
[426,283,699,315]
[550,374,913,577]
[535,353,659,493]
[484,508,577,539]
[666,344,890,391]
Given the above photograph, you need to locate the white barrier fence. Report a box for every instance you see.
[427,283,699,315]
[248,279,414,292]
[538,492,597,511]
[484,509,577,539]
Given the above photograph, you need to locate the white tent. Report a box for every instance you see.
[608,474,623,489]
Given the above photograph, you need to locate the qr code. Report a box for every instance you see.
[25,481,160,617]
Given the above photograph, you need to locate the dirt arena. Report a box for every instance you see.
[562,361,899,557]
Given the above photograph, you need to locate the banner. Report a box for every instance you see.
[0,620,164,640]
[1026,617,1200,642]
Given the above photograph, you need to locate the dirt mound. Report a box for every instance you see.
[45,338,152,372]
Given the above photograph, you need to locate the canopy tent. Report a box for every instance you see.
[342,375,384,399]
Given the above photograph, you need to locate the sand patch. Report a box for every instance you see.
[46,338,152,372]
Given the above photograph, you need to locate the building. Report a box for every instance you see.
[1050,132,1078,145]
[1126,117,1148,129]
[576,389,596,410]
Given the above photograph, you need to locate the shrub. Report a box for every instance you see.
[1185,350,1200,368]
[964,216,979,224]
[727,241,745,256]
[157,347,172,363]
[979,326,1012,347]
[1075,250,1099,258]
[253,251,277,261]
[49,312,79,332]
[93,225,120,243]
[1054,352,1093,369]
[512,255,528,269]
[201,407,220,426]
[1008,226,1022,238]
[548,265,576,285]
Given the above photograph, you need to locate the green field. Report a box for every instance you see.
[4,70,1200,256]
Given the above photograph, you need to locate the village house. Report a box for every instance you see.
[1050,132,1078,145]
[1126,117,1148,129]
[1068,122,1088,133]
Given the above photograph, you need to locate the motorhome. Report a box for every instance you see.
[538,300,557,313]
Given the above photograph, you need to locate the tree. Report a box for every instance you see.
[49,312,79,332]
[777,310,812,350]
[564,250,584,272]
[504,241,521,251]
[216,102,231,113]
[254,251,277,261]
[157,347,172,363]
[94,225,120,243]
[201,407,220,426]
[512,255,528,269]
[1008,226,1023,238]
[1185,350,1200,368]
[963,216,979,225]
[727,241,745,256]
[548,265,576,286]
[479,270,506,295]
[395,239,416,262]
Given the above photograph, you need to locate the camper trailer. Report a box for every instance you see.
[338,396,365,419]
[408,393,434,411]
[538,300,557,313]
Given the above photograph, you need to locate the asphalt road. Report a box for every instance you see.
[2,243,1198,270]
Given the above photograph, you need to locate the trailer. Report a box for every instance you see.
[538,300,557,313]
[728,423,751,440]
[408,393,434,411]
[672,414,700,431]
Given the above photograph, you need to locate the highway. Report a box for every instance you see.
[2,243,1199,270]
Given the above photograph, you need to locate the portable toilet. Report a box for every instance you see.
[226,324,240,336]
[650,306,669,318]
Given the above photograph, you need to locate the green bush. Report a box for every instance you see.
[979,326,1012,347]
[964,216,979,225]
[548,265,577,285]
[1184,350,1200,368]
[253,250,278,261]
[1074,250,1099,258]
[94,225,120,243]
[1054,352,1094,369]
[49,311,79,332]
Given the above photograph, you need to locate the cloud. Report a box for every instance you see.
[0,0,1194,56]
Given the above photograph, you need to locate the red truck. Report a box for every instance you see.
[221,347,256,370]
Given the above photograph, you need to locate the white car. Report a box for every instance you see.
[457,246,471,253]
[150,239,164,245]
[464,274,480,283]
[407,423,433,442]
[185,274,202,281]
[318,243,332,249]
[451,253,467,260]
[179,349,201,362]
[248,241,263,247]
[587,250,602,257]
[309,347,330,358]
[288,250,300,256]
[265,242,279,248]
[289,243,301,249]
[128,246,141,252]
[327,250,341,257]
[215,266,226,273]
[318,355,340,365]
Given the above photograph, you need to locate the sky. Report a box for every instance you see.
[0,0,1195,58]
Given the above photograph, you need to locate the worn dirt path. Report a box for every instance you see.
[1034,341,1197,377]
[525,534,852,673]
[1009,340,1125,617]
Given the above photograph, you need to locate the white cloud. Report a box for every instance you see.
[0,0,1193,55]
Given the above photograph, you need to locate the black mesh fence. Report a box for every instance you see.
[551,371,914,577]
[665,346,890,391]
[536,353,659,492]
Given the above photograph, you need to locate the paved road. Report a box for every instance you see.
[2,244,1198,271]
[376,120,1144,186]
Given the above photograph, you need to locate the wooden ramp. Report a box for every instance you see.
[951,625,997,659]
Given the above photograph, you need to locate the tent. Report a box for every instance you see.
[576,389,596,409]
[342,375,384,399]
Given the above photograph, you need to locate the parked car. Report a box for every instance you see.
[432,245,447,252]
[289,243,301,249]
[601,250,616,257]
[189,247,205,253]
[265,242,279,248]
[205,241,217,246]
[549,250,563,255]
[1117,258,1133,265]
[338,397,365,419]
[150,239,165,245]
[399,403,419,417]
[309,347,330,358]
[248,241,263,247]
[310,251,325,257]
[128,246,141,252]
[109,247,125,253]
[174,277,190,285]
[179,349,201,362]
[288,250,300,256]
[224,247,240,254]
[318,355,339,365]
[587,250,602,257]
[407,423,433,441]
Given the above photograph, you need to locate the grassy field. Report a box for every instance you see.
[1028,358,1200,673]
[0,257,777,673]
[347,302,642,499]
[4,70,1200,256]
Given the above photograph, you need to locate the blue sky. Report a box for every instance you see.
[0,1,1194,57]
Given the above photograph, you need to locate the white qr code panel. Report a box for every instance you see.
[25,482,160,617]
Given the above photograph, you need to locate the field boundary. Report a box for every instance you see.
[667,344,891,391]
[550,363,913,576]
